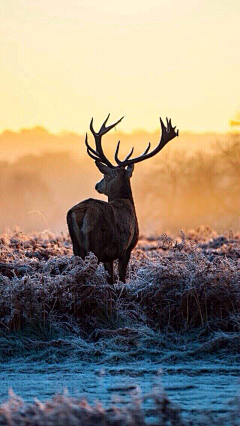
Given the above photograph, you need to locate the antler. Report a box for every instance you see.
[85,114,124,168]
[114,118,179,167]
[85,115,179,168]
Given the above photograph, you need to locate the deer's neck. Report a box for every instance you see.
[108,179,134,205]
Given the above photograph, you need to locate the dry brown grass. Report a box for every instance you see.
[0,227,239,349]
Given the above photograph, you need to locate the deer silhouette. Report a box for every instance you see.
[67,115,178,283]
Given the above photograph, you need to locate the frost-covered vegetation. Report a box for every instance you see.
[0,227,239,361]
[0,228,240,424]
[0,387,239,426]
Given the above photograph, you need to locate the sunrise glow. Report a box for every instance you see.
[1,0,240,134]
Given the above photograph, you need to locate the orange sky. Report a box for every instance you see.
[1,1,240,134]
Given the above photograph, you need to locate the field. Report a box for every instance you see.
[0,228,239,425]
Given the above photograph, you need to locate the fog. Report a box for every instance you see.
[0,127,239,234]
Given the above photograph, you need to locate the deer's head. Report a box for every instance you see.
[95,162,134,196]
[85,114,179,199]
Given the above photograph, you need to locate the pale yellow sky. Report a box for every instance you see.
[1,0,240,133]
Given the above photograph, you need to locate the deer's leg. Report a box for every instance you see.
[68,229,86,258]
[73,245,87,259]
[67,210,87,259]
[118,250,131,283]
[104,261,114,284]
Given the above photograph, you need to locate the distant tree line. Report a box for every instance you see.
[0,132,239,234]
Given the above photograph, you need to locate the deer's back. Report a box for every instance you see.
[67,198,138,260]
[67,198,114,238]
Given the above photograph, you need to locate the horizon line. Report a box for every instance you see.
[0,125,237,137]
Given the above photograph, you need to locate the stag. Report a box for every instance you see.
[67,115,178,283]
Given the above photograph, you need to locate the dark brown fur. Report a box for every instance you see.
[67,167,139,283]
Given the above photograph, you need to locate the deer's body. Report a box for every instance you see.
[67,167,139,283]
[67,115,178,283]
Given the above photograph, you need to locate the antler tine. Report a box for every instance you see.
[87,148,101,162]
[85,133,99,157]
[101,113,111,129]
[124,146,134,161]
[114,117,178,168]
[91,115,124,137]
[114,141,121,165]
[160,117,166,134]
[90,114,111,136]
[142,142,151,156]
[101,115,124,135]
[115,141,134,165]
[89,117,95,135]
[115,141,151,165]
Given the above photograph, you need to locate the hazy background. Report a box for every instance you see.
[0,124,239,234]
[0,1,239,234]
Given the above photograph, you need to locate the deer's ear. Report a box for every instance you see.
[95,161,112,175]
[126,164,134,178]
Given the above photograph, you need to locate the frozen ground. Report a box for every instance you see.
[0,359,239,423]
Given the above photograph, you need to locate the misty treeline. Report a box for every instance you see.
[0,133,239,234]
